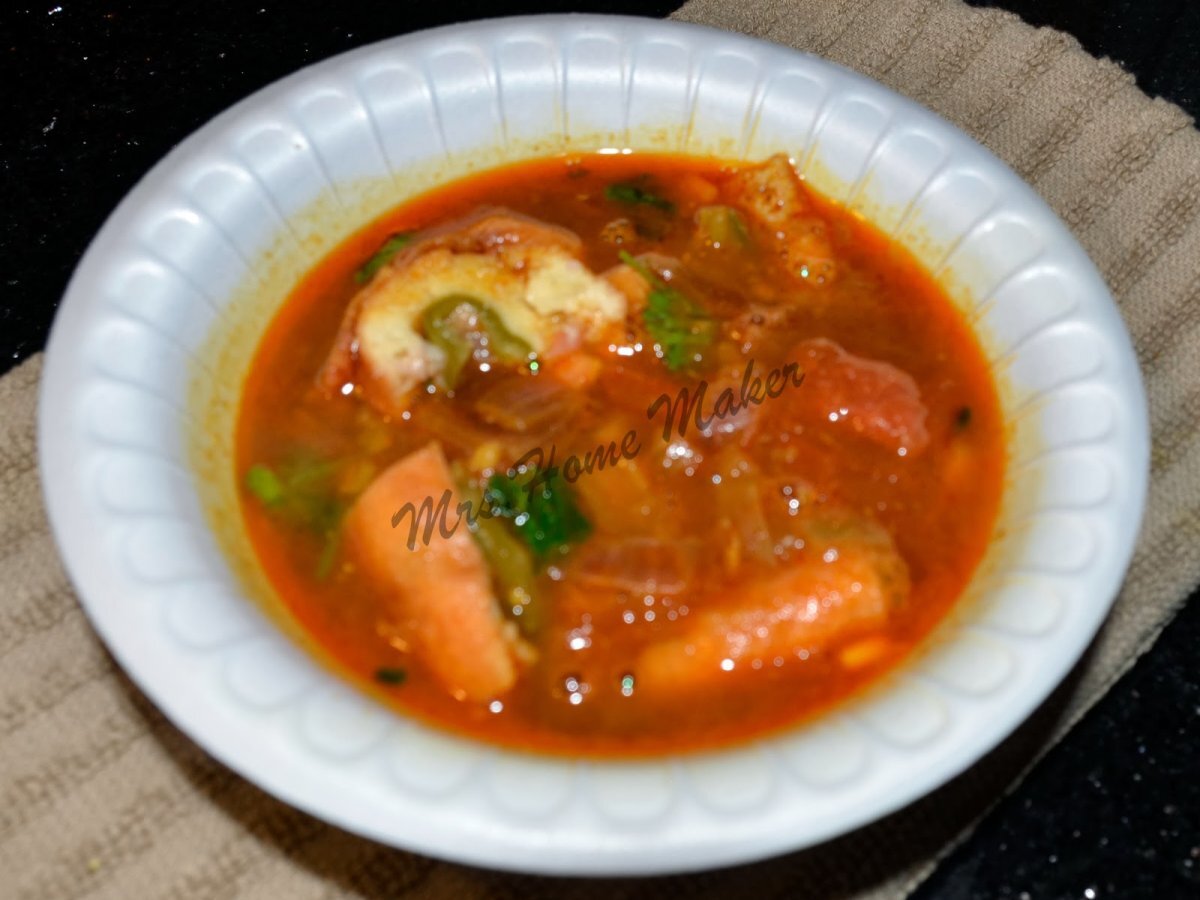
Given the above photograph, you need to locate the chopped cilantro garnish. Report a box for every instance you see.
[243,455,346,578]
[618,250,715,372]
[374,667,408,686]
[605,182,675,213]
[244,464,284,506]
[484,465,591,562]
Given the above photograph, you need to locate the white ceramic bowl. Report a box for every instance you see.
[38,15,1148,876]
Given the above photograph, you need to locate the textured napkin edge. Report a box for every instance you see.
[666,0,1200,896]
[7,0,1200,894]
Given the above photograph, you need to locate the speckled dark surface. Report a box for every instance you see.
[917,595,1200,899]
[3,2,1197,897]
[927,9,1200,898]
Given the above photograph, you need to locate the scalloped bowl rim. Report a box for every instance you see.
[37,15,1149,876]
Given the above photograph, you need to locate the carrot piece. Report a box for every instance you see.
[635,531,906,698]
[343,442,520,702]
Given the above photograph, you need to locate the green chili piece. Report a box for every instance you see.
[695,205,750,247]
[421,294,534,387]
[355,233,415,284]
[454,468,544,637]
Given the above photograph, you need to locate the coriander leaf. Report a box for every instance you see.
[618,251,716,372]
[244,464,284,506]
[485,466,591,562]
[605,182,675,213]
[617,250,661,287]
[374,667,407,685]
[355,232,415,284]
[243,453,348,577]
[645,290,716,371]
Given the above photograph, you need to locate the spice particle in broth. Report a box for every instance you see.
[236,152,1006,756]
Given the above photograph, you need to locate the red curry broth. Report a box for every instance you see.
[236,152,1005,756]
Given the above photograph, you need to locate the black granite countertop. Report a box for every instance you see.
[3,2,1196,897]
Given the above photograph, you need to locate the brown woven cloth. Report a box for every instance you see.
[4,0,1200,896]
